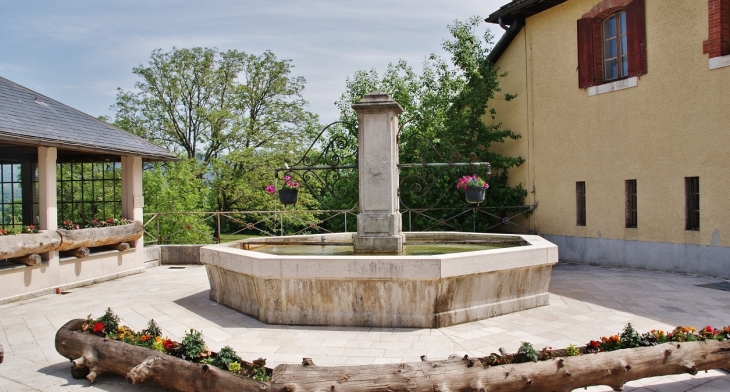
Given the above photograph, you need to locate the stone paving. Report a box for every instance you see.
[0,262,729,391]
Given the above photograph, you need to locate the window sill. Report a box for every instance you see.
[709,54,730,70]
[587,76,638,96]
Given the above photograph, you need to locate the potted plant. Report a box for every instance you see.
[457,174,489,204]
[266,175,300,205]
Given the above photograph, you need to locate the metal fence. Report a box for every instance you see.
[143,204,536,245]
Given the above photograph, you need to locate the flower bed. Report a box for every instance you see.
[76,308,270,380]
[54,309,730,392]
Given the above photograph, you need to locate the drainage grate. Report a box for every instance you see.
[168,266,186,269]
[696,282,730,292]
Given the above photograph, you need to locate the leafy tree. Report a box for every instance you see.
[142,159,213,244]
[112,47,322,240]
[334,16,526,231]
[113,47,317,163]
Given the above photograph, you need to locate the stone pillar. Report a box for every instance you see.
[121,156,144,260]
[351,92,405,253]
[37,146,58,264]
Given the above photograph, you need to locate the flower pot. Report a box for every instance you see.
[465,185,486,204]
[278,189,298,205]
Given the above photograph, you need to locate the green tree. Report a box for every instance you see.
[334,16,526,231]
[112,47,321,236]
[142,159,213,244]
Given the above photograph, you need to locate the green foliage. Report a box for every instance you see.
[177,329,207,362]
[142,319,162,338]
[212,346,242,371]
[97,308,119,336]
[514,341,539,363]
[334,16,526,221]
[143,159,213,244]
[565,343,581,357]
[151,339,166,352]
[228,361,242,374]
[248,358,270,382]
[620,323,642,349]
[112,47,320,234]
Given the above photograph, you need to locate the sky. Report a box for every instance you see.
[1,0,510,123]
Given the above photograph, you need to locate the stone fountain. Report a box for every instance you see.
[200,92,558,328]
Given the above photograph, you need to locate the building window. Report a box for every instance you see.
[57,162,122,226]
[1,164,23,232]
[1,163,38,232]
[577,0,646,88]
[703,0,730,59]
[685,177,699,231]
[603,11,628,80]
[625,179,637,228]
[576,182,586,226]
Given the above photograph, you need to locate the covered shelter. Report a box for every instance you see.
[0,76,176,303]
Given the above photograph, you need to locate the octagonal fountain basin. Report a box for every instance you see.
[200,232,558,328]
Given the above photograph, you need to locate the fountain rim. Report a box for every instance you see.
[200,232,558,279]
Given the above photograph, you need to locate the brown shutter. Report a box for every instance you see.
[626,0,647,76]
[577,17,595,88]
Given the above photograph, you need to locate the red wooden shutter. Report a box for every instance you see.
[577,17,595,88]
[626,0,647,76]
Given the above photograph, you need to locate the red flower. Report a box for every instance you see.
[589,340,599,348]
[163,339,177,350]
[93,322,105,334]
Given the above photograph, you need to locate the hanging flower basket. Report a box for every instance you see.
[278,189,298,205]
[266,175,300,206]
[457,174,489,204]
[464,185,486,204]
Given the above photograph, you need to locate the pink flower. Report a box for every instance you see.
[284,175,292,181]
[265,185,276,194]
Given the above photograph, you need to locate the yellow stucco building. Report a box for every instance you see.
[485,0,730,278]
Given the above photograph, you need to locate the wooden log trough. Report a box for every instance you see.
[1,221,143,262]
[55,319,730,392]
[0,231,61,260]
[56,221,143,251]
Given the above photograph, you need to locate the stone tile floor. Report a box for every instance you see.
[0,262,729,391]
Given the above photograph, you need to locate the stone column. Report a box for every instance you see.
[121,155,144,262]
[37,146,58,264]
[351,92,405,253]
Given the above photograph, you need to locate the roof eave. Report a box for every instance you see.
[486,0,568,25]
[0,131,179,162]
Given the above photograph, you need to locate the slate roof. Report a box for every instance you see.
[0,76,177,161]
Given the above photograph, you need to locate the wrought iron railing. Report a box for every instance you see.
[142,204,535,245]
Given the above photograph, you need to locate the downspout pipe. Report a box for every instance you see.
[498,16,510,31]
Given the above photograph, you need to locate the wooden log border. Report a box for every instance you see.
[55,318,730,392]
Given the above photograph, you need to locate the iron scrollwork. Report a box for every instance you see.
[275,121,359,209]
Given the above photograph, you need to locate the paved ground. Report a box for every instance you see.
[0,262,729,391]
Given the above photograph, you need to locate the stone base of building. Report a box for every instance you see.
[545,235,730,279]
